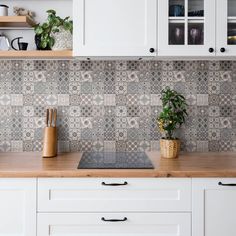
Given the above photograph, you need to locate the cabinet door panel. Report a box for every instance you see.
[38,178,191,212]
[73,0,156,56]
[158,0,216,56]
[38,213,191,236]
[0,178,36,236]
[193,178,236,236]
[216,0,236,56]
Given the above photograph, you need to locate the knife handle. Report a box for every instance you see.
[45,109,49,127]
[49,109,53,127]
[53,109,57,128]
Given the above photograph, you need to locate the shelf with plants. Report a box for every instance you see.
[0,1,73,58]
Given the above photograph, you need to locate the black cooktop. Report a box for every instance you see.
[78,152,154,169]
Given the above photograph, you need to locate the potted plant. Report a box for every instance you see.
[157,87,188,159]
[34,10,73,50]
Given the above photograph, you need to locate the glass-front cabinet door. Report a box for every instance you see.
[217,0,236,56]
[158,0,215,56]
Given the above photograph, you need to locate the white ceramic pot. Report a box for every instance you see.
[51,26,72,51]
[0,5,9,16]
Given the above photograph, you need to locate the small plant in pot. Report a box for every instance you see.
[34,10,73,50]
[157,87,188,159]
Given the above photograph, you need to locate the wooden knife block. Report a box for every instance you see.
[42,127,57,158]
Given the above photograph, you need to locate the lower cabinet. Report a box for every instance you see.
[193,178,236,236]
[2,177,236,235]
[0,178,36,236]
[37,213,191,236]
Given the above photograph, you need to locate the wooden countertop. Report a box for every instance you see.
[0,152,235,178]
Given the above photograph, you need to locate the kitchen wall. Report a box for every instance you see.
[0,60,235,152]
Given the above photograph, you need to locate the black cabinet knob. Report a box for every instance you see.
[149,48,155,53]
[209,48,214,53]
[220,47,226,53]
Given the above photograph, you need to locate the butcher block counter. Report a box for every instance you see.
[0,152,235,177]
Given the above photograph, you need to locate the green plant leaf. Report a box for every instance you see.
[40,40,48,49]
[42,22,49,29]
[63,21,72,31]
[48,37,55,49]
[47,9,56,15]
[34,25,43,35]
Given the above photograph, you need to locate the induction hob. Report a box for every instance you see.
[78,152,154,169]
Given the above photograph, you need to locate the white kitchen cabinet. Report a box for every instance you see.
[38,178,191,212]
[216,0,236,56]
[193,178,236,236]
[37,212,191,236]
[158,0,216,56]
[73,0,157,57]
[0,178,36,236]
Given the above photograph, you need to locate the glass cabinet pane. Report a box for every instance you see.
[169,0,185,17]
[169,23,185,45]
[188,23,204,45]
[168,0,205,46]
[228,0,236,17]
[228,0,236,45]
[188,0,204,16]
[228,23,236,45]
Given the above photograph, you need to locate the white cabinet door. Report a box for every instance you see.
[193,178,236,236]
[216,0,236,56]
[158,0,216,56]
[0,178,36,236]
[38,178,191,212]
[38,213,191,236]
[73,0,157,57]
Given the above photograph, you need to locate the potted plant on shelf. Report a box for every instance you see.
[34,9,73,50]
[157,87,188,159]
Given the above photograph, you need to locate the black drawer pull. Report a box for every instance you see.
[101,217,127,222]
[218,182,236,186]
[102,181,128,186]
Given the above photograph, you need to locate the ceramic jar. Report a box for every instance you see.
[51,26,72,51]
[0,5,9,16]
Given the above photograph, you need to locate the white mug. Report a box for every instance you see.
[0,5,9,16]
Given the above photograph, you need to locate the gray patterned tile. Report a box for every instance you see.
[0,59,234,152]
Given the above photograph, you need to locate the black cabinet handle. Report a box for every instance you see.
[220,47,226,53]
[101,217,127,222]
[102,181,128,186]
[149,48,155,53]
[218,182,236,186]
[209,48,214,53]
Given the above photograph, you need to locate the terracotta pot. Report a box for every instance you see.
[160,139,180,159]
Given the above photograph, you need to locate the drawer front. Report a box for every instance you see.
[38,178,191,212]
[37,213,191,236]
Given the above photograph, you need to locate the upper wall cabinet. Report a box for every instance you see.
[73,0,157,57]
[158,0,216,56]
[216,0,236,56]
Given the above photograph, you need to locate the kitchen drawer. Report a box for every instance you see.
[37,213,191,236]
[38,178,191,212]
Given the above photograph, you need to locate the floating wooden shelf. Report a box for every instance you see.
[0,16,36,28]
[0,50,73,58]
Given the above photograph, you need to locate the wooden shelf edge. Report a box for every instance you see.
[0,50,73,58]
[0,16,36,28]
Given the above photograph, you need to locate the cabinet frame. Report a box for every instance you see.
[192,178,236,236]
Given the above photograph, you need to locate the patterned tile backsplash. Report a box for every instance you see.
[0,60,235,153]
